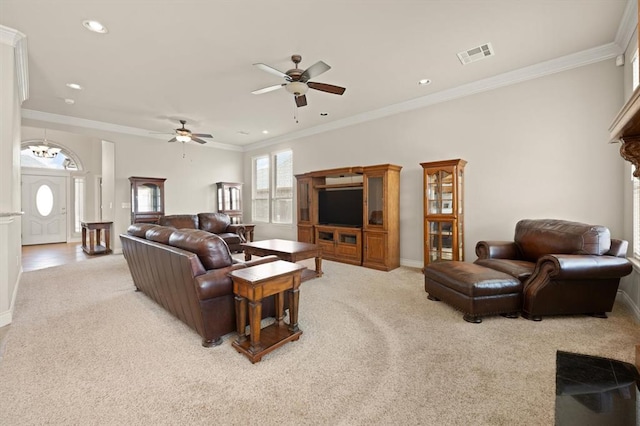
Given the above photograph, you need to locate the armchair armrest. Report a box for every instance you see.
[475,241,520,260]
[534,254,633,280]
[227,224,247,243]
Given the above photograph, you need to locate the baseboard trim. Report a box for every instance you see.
[400,258,423,269]
[617,289,640,324]
[0,268,20,327]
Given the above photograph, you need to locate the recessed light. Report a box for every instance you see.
[320,112,328,116]
[418,79,432,86]
[64,98,75,105]
[237,130,250,135]
[82,20,108,34]
[66,83,82,90]
[262,130,269,134]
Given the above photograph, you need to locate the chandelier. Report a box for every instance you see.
[29,130,61,158]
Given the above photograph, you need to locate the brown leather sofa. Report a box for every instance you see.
[159,212,245,252]
[120,223,278,346]
[474,219,633,320]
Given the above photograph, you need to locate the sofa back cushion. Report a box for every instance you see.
[145,226,175,245]
[169,229,233,270]
[515,219,611,261]
[127,223,159,238]
[198,213,230,234]
[160,214,198,229]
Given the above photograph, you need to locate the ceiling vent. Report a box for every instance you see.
[457,43,495,65]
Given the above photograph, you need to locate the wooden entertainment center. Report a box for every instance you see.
[295,164,401,271]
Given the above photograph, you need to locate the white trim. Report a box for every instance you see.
[400,258,423,269]
[19,41,625,153]
[617,289,640,324]
[21,110,243,152]
[615,0,638,52]
[0,25,29,103]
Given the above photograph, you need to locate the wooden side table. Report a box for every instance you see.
[230,260,305,363]
[81,221,113,255]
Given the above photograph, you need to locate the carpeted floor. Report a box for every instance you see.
[0,254,638,425]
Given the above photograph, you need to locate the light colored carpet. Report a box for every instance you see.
[0,255,638,425]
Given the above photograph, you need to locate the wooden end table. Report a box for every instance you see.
[81,221,113,255]
[242,239,322,282]
[230,260,305,364]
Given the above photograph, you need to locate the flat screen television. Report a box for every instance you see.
[318,189,363,227]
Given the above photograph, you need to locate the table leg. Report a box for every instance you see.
[248,300,263,354]
[96,229,102,247]
[82,226,87,250]
[315,256,323,277]
[105,228,111,252]
[275,292,285,326]
[288,288,300,333]
[244,251,251,261]
[234,295,247,343]
[89,229,95,254]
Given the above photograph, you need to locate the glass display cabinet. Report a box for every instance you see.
[129,177,166,224]
[216,182,243,224]
[421,159,466,267]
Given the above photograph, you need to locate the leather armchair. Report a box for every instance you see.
[475,219,633,320]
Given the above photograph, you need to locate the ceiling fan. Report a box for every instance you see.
[252,54,346,107]
[163,120,213,144]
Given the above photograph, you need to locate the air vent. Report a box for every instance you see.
[457,43,495,65]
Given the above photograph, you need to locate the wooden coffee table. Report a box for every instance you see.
[242,239,322,282]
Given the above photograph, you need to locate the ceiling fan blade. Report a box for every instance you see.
[307,81,346,95]
[295,94,308,108]
[168,137,177,143]
[253,63,288,79]
[252,84,286,95]
[191,137,207,144]
[192,133,213,138]
[300,61,331,82]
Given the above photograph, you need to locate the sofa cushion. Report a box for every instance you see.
[160,214,198,229]
[514,219,611,261]
[145,226,175,245]
[198,213,230,234]
[168,229,233,270]
[474,258,535,281]
[127,223,159,238]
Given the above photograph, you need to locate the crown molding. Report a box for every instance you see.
[19,40,624,154]
[0,25,29,103]
[615,0,638,51]
[21,110,243,152]
[246,42,622,151]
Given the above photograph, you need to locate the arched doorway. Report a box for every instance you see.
[20,139,85,245]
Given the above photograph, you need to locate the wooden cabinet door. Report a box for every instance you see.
[298,225,314,244]
[363,231,387,270]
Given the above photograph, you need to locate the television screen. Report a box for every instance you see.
[318,189,363,227]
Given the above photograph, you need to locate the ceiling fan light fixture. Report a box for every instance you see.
[176,135,191,142]
[285,81,308,96]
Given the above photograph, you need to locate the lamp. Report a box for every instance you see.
[285,81,308,96]
[176,135,191,142]
[29,129,61,158]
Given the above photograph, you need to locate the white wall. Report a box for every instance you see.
[0,30,25,327]
[245,59,626,266]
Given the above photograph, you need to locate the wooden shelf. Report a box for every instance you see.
[314,182,363,190]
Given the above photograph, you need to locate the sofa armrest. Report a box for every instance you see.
[194,268,233,300]
[475,241,520,260]
[230,255,279,271]
[227,224,247,243]
[534,254,633,280]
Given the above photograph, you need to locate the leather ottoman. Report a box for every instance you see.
[424,261,522,323]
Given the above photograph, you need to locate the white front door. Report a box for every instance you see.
[22,175,68,245]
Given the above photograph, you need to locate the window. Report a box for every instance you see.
[251,150,293,224]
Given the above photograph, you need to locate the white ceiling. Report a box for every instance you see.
[0,0,634,150]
